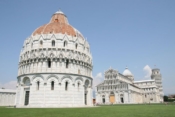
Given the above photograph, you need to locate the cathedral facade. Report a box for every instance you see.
[96,68,163,104]
[15,10,93,107]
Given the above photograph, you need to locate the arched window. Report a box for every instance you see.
[75,43,78,49]
[51,81,54,90]
[52,40,55,47]
[78,82,80,91]
[65,81,68,91]
[55,19,58,22]
[85,80,89,87]
[40,41,43,46]
[23,77,30,86]
[66,59,69,68]
[37,81,40,90]
[63,41,67,47]
[48,59,51,68]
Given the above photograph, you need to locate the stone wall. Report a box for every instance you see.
[0,89,16,106]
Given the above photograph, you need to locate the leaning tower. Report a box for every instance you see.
[151,68,164,102]
[15,10,93,107]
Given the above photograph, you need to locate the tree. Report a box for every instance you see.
[164,95,168,102]
[173,95,175,98]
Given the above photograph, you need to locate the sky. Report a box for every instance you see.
[0,0,175,95]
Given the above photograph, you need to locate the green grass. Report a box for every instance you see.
[0,104,175,117]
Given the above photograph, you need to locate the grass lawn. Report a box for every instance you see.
[0,104,175,117]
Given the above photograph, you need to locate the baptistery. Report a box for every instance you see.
[16,10,93,107]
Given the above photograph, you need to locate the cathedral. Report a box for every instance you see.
[95,68,163,104]
[15,10,93,107]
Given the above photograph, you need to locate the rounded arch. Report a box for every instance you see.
[32,74,44,81]
[50,53,55,58]
[74,77,83,83]
[120,94,124,97]
[22,77,31,86]
[33,77,44,85]
[46,74,59,82]
[64,79,71,84]
[61,75,73,82]
[84,79,90,86]
[40,53,45,58]
[48,79,57,83]
[58,52,65,59]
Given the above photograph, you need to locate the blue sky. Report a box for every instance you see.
[0,0,175,95]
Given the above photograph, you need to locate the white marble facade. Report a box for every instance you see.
[0,89,16,106]
[15,10,93,107]
[16,74,92,107]
[96,68,163,104]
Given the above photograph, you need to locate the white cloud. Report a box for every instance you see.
[143,65,152,78]
[95,72,103,79]
[92,72,104,98]
[0,81,17,89]
[93,72,103,89]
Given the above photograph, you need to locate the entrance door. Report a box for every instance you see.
[121,97,124,103]
[103,98,105,103]
[24,91,30,105]
[85,94,87,105]
[109,95,115,103]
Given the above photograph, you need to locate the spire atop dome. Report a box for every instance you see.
[54,9,65,15]
[125,66,128,69]
[50,10,68,24]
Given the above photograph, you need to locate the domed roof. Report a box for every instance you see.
[123,67,133,77]
[32,10,78,37]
